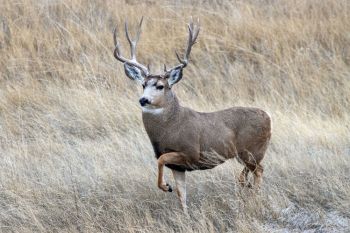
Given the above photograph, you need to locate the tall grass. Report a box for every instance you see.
[0,0,349,232]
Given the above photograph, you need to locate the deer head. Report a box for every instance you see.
[113,17,200,111]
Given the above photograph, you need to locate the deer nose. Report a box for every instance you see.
[139,97,150,106]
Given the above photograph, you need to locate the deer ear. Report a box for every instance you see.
[167,67,183,87]
[124,63,144,83]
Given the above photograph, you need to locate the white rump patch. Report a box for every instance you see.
[265,110,273,131]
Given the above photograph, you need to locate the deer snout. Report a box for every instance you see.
[139,97,150,106]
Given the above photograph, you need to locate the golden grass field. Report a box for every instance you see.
[1,0,350,232]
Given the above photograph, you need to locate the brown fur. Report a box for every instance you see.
[113,19,271,209]
[142,82,272,186]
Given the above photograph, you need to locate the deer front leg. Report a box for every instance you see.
[157,152,187,192]
[238,166,252,188]
[172,170,187,212]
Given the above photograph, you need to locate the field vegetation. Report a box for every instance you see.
[0,0,349,232]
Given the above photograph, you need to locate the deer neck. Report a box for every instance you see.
[142,93,182,128]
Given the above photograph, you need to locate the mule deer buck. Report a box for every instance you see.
[112,18,272,212]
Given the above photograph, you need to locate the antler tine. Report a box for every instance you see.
[113,26,127,63]
[135,17,144,43]
[182,24,194,65]
[124,20,132,45]
[188,16,193,32]
[191,19,200,42]
[113,18,149,76]
[175,51,182,64]
[113,27,118,47]
[124,21,136,60]
[124,17,144,60]
[186,20,200,60]
[113,27,121,56]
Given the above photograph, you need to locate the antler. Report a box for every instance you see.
[166,17,200,72]
[113,17,149,76]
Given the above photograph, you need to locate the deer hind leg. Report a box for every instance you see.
[171,170,187,213]
[237,151,253,188]
[157,152,187,193]
[244,162,264,188]
[237,150,264,188]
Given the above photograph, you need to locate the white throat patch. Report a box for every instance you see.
[142,107,164,115]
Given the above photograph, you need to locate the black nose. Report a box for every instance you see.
[139,97,150,106]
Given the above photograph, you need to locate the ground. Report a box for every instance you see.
[0,0,349,232]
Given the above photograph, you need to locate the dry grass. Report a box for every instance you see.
[1,0,350,232]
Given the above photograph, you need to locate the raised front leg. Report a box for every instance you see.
[157,152,187,192]
[172,170,187,212]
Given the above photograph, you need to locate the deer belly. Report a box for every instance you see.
[165,162,221,172]
[165,151,227,172]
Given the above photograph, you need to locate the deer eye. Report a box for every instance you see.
[142,84,146,89]
[156,85,164,90]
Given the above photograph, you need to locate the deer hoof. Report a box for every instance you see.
[239,181,252,188]
[158,183,172,192]
[166,183,173,192]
